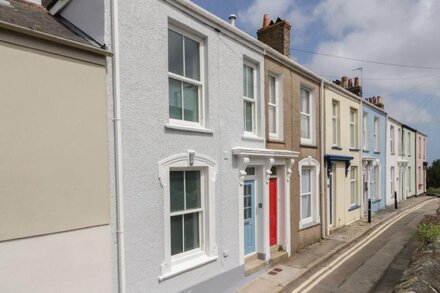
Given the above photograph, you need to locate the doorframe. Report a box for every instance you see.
[269,171,279,247]
[243,176,257,257]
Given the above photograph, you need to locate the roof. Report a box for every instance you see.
[0,0,91,46]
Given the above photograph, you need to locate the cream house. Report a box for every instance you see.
[0,1,111,292]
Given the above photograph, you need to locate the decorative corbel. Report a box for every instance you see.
[239,156,250,186]
[187,150,196,166]
[345,160,352,177]
[287,159,295,182]
[265,158,275,183]
[326,159,333,178]
[158,175,166,188]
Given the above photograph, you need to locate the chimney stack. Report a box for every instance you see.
[228,14,237,27]
[257,15,292,57]
[341,76,348,88]
[348,78,353,88]
[333,76,363,97]
[366,96,385,109]
[354,77,360,87]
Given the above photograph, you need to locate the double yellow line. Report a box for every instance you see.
[292,198,437,293]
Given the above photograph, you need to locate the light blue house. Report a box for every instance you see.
[361,97,387,216]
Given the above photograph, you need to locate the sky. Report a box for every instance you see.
[192,0,440,164]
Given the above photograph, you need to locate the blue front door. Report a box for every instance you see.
[244,180,255,255]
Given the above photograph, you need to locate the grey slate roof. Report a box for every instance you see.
[0,0,91,46]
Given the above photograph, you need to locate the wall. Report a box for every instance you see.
[0,32,111,291]
[361,103,387,212]
[116,1,266,291]
[386,119,401,206]
[324,87,362,229]
[403,127,416,197]
[0,37,109,241]
[61,0,105,44]
[415,132,426,195]
[264,57,322,253]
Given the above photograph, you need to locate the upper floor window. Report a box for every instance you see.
[301,88,313,144]
[407,132,411,156]
[418,137,421,159]
[350,109,357,148]
[268,74,282,139]
[168,28,203,125]
[374,117,379,152]
[332,101,339,146]
[299,158,320,228]
[243,62,257,135]
[423,138,426,159]
[398,128,402,155]
[362,112,368,150]
[390,126,395,155]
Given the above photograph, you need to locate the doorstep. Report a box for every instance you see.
[244,245,288,276]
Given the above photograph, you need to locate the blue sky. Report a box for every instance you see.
[193,0,440,164]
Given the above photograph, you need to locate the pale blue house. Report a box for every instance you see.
[361,97,387,215]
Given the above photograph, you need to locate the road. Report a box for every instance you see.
[283,198,440,293]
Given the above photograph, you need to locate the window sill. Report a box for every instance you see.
[349,148,360,152]
[299,220,321,231]
[362,149,369,153]
[331,146,343,150]
[242,134,265,142]
[372,198,381,203]
[374,151,381,154]
[348,204,361,211]
[159,254,217,281]
[301,138,314,146]
[301,144,318,149]
[165,124,214,134]
[268,137,285,144]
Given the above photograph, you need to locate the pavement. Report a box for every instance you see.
[236,195,434,293]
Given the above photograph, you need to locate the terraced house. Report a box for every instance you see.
[386,117,404,205]
[257,15,324,253]
[361,96,387,214]
[323,78,362,234]
[402,125,417,199]
[416,131,428,196]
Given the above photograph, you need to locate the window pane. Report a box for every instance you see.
[332,118,337,144]
[170,171,184,212]
[184,212,200,251]
[243,64,247,97]
[184,37,200,81]
[351,182,355,204]
[244,101,253,132]
[301,194,311,219]
[244,65,254,99]
[301,114,310,139]
[169,78,182,120]
[301,89,310,113]
[269,76,276,104]
[301,169,311,193]
[171,215,183,255]
[245,167,255,175]
[269,106,276,134]
[183,82,199,122]
[350,125,355,147]
[332,103,336,116]
[168,30,183,75]
[185,171,201,209]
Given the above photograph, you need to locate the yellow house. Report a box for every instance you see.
[323,79,362,234]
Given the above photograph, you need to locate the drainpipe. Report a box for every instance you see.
[320,80,326,238]
[111,0,126,292]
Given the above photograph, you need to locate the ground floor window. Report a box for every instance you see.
[391,167,395,197]
[350,166,358,206]
[299,157,320,228]
[373,165,380,201]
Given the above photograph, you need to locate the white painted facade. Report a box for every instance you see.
[386,117,403,206]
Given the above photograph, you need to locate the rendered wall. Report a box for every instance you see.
[403,127,416,197]
[415,132,426,195]
[324,87,362,229]
[116,1,266,291]
[386,119,401,206]
[0,40,110,241]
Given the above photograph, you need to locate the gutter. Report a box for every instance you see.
[0,20,112,57]
[111,0,126,292]
[320,80,326,238]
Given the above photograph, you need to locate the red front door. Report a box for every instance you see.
[269,178,277,246]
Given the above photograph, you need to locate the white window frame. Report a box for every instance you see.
[268,73,283,140]
[362,112,368,151]
[243,61,258,136]
[301,87,314,145]
[407,132,411,156]
[350,166,358,206]
[158,151,217,280]
[349,108,357,148]
[374,117,379,152]
[390,126,395,155]
[391,166,395,197]
[398,128,402,156]
[331,101,339,147]
[298,157,320,229]
[167,26,205,130]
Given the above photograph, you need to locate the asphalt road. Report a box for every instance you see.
[284,199,440,293]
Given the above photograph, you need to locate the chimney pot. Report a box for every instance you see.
[348,78,353,88]
[263,14,270,27]
[228,14,237,26]
[341,76,348,88]
[354,77,360,87]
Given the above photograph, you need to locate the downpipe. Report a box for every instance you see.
[111,0,126,292]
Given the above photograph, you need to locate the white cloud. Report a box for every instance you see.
[386,97,437,125]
